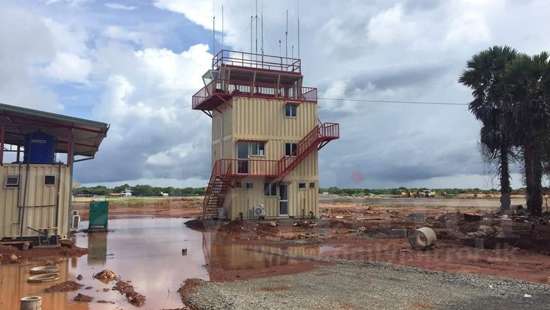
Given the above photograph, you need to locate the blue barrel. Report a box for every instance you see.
[23,132,56,164]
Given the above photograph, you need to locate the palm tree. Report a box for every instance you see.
[459,46,518,210]
[504,52,550,216]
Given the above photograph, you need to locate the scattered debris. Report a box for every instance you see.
[97,300,116,304]
[94,269,118,283]
[27,273,60,283]
[73,293,93,302]
[408,227,437,250]
[30,265,59,275]
[76,274,83,281]
[44,281,83,292]
[524,294,532,298]
[184,219,205,231]
[114,280,146,307]
[9,254,19,263]
[182,248,188,256]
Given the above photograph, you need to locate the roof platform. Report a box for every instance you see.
[193,50,316,112]
[213,50,302,74]
[0,103,109,164]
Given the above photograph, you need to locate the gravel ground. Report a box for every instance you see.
[185,261,550,310]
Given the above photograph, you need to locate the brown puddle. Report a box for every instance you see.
[0,218,321,309]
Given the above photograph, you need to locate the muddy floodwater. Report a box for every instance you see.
[0,218,319,309]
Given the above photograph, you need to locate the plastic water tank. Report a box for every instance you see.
[23,132,56,164]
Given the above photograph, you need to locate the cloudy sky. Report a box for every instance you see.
[2,0,550,189]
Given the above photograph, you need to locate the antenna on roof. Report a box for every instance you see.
[255,0,258,57]
[261,0,264,56]
[297,0,301,59]
[250,16,253,54]
[221,4,224,51]
[278,39,282,58]
[212,0,216,55]
[285,9,288,61]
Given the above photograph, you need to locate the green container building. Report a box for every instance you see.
[88,201,109,231]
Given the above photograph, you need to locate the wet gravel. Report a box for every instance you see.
[185,261,550,309]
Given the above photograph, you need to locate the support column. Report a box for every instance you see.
[0,125,4,166]
[67,129,74,167]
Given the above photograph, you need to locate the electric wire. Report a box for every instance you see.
[317,97,468,106]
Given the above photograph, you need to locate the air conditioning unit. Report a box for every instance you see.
[71,210,80,231]
[253,204,266,219]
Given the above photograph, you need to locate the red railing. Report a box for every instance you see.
[218,158,279,177]
[213,50,301,73]
[278,123,340,177]
[192,79,318,109]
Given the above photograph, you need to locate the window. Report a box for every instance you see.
[237,142,265,157]
[298,182,306,190]
[245,182,254,189]
[285,103,297,117]
[249,142,265,156]
[285,143,298,156]
[45,175,56,185]
[264,183,277,196]
[309,182,316,189]
[5,176,19,188]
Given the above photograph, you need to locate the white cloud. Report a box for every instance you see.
[367,4,418,45]
[104,25,145,45]
[105,3,137,11]
[153,0,212,29]
[43,52,92,83]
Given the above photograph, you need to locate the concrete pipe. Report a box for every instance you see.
[408,227,437,250]
[20,296,42,310]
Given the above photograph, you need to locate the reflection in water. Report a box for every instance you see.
[87,232,107,266]
[0,259,89,310]
[0,218,321,309]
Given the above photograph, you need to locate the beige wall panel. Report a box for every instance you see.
[233,97,317,142]
[227,178,318,220]
[0,164,71,239]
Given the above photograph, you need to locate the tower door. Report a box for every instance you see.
[278,183,289,216]
[236,143,248,174]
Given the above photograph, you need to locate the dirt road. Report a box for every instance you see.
[183,262,550,310]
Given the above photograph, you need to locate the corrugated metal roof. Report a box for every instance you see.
[0,103,109,157]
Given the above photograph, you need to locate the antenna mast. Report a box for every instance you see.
[250,16,253,54]
[261,0,264,55]
[255,0,258,57]
[221,4,224,51]
[297,0,300,58]
[212,0,216,56]
[285,9,288,61]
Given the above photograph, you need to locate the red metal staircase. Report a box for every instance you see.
[201,122,339,219]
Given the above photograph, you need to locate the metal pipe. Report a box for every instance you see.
[20,163,30,237]
[0,125,4,165]
[54,163,61,235]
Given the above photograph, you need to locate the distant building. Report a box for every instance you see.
[193,50,339,220]
[123,188,132,197]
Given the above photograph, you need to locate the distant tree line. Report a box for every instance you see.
[318,187,515,197]
[74,184,542,198]
[460,46,550,215]
[73,184,205,197]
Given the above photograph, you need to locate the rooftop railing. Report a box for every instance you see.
[212,49,301,73]
[192,78,317,109]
